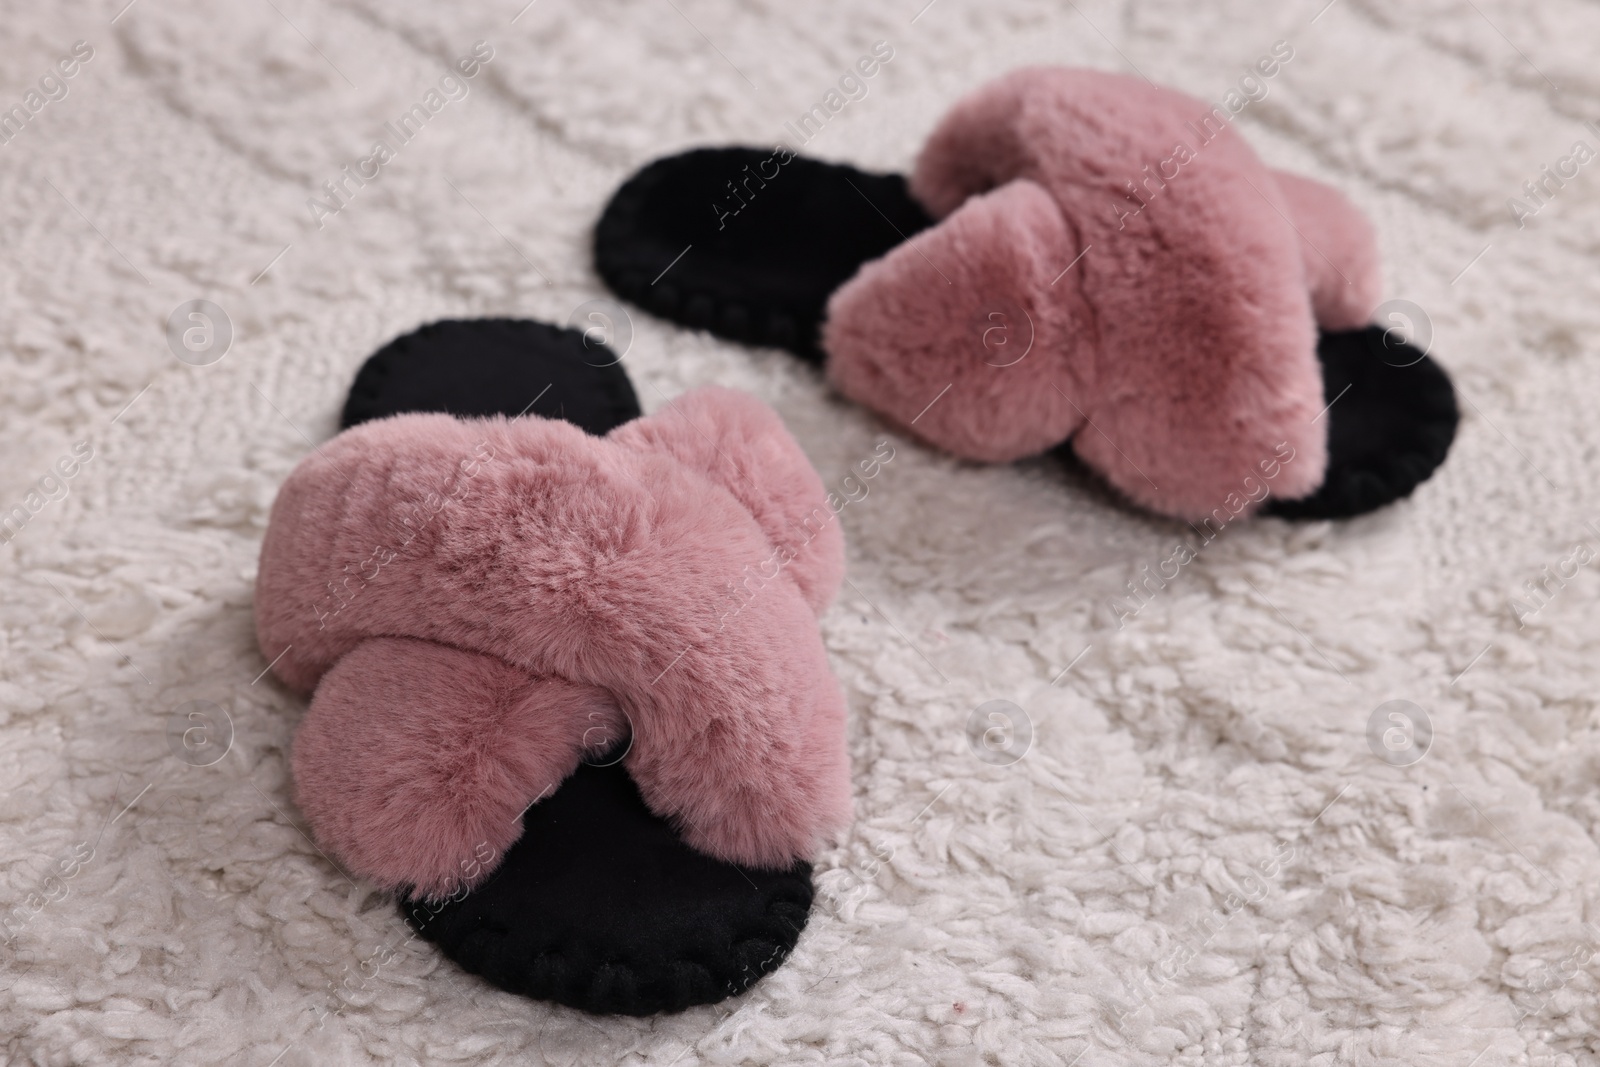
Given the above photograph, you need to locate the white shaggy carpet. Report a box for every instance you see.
[4,1,1600,1064]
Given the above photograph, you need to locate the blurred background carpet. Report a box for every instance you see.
[2,1,1600,1064]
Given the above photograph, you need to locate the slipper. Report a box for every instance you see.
[595,67,1458,523]
[255,319,849,1015]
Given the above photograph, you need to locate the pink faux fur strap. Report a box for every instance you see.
[255,387,850,896]
[823,67,1387,522]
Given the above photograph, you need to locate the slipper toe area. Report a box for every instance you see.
[400,760,814,1017]
[595,146,933,360]
[1265,325,1459,519]
[291,637,621,899]
[341,317,641,434]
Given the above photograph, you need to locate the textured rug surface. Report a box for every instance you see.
[4,1,1600,1064]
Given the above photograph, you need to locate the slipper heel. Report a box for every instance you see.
[342,317,640,434]
[595,146,933,361]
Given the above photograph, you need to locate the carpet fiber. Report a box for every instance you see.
[3,1,1600,1064]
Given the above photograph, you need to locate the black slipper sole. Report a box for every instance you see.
[400,759,813,1016]
[343,318,813,1015]
[1263,326,1459,520]
[596,149,1457,518]
[595,146,934,362]
[343,317,642,434]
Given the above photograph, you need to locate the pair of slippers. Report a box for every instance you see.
[254,67,1460,1020]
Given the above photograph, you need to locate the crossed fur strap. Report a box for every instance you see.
[255,387,850,896]
[822,67,1385,521]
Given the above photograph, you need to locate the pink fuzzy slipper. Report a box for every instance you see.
[596,67,1457,523]
[255,320,848,1015]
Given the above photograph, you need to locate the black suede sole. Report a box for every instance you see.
[341,318,813,1015]
[595,146,934,362]
[400,760,813,1017]
[1264,326,1459,520]
[342,317,642,434]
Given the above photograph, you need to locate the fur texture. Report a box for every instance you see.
[255,387,851,896]
[824,67,1387,521]
[1271,170,1384,331]
[291,637,626,897]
